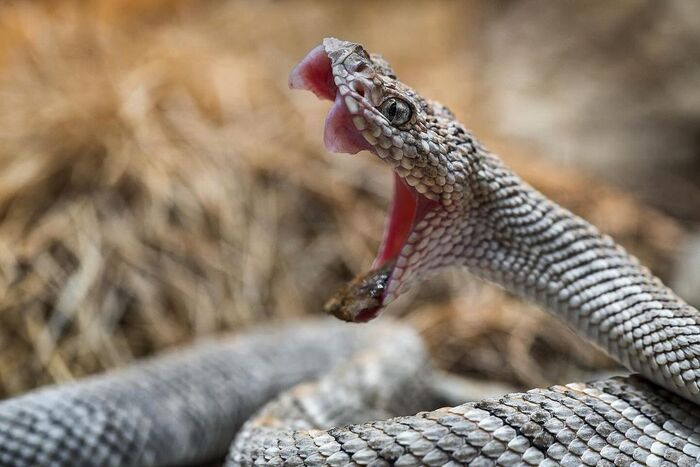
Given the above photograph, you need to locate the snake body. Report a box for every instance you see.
[2,38,700,466]
[0,322,444,466]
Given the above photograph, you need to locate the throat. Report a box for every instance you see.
[374,174,419,268]
[374,174,436,268]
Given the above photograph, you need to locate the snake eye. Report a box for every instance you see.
[379,97,412,126]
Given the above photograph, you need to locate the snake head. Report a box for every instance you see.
[291,38,479,322]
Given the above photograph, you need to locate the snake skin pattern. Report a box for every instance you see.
[228,39,700,465]
[230,376,700,467]
[0,321,441,467]
[2,37,700,466]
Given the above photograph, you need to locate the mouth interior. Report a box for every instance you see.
[289,44,433,321]
[374,173,419,268]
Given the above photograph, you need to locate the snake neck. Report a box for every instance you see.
[290,38,700,406]
[456,151,700,403]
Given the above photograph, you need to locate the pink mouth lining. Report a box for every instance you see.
[324,93,374,154]
[290,45,373,155]
[374,173,420,268]
[289,43,435,320]
[288,45,336,101]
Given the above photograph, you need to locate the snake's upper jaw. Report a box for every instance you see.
[289,45,335,100]
[290,40,439,322]
[289,45,373,155]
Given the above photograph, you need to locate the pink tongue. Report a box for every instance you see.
[324,94,374,154]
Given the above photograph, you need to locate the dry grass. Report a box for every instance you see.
[0,1,686,397]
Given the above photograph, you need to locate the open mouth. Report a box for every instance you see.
[289,44,436,322]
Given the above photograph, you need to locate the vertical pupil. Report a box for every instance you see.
[387,101,397,120]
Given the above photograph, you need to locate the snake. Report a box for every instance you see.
[1,37,700,467]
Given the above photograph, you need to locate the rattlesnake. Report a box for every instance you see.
[1,38,699,467]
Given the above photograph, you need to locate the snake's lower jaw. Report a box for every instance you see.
[322,261,394,322]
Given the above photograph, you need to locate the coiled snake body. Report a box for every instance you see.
[1,38,700,467]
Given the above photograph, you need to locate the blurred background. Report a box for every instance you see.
[0,0,698,398]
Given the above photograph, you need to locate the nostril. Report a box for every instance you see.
[350,81,366,98]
